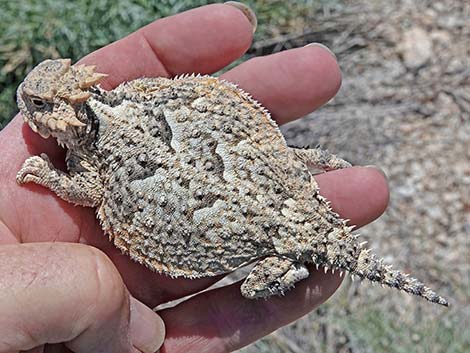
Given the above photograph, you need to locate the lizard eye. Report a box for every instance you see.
[31,97,46,108]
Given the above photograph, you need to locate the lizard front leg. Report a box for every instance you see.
[17,153,103,207]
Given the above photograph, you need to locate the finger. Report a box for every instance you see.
[80,3,255,88]
[6,44,338,187]
[315,166,390,227]
[155,167,389,352]
[0,242,164,353]
[5,3,254,163]
[221,44,342,124]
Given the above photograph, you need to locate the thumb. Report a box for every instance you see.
[0,242,165,353]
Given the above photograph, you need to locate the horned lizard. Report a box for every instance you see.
[16,59,448,306]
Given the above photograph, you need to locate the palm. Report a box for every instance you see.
[0,4,388,352]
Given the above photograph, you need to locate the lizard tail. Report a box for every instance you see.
[312,222,449,306]
[348,246,448,306]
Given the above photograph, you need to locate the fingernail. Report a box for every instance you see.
[304,43,337,60]
[225,1,257,33]
[130,297,165,353]
[365,165,388,179]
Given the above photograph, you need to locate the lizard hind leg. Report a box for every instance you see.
[241,256,309,299]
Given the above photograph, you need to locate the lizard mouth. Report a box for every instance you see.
[24,116,51,139]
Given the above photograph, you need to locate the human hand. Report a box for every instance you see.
[0,3,389,353]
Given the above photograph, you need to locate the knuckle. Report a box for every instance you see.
[86,247,128,313]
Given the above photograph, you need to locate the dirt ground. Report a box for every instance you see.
[239,0,469,352]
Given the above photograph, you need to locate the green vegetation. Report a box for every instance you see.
[0,0,322,127]
[343,308,469,353]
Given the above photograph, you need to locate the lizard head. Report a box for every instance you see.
[17,58,107,141]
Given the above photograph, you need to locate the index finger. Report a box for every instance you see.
[79,4,254,89]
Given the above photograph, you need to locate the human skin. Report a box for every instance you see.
[0,3,389,353]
